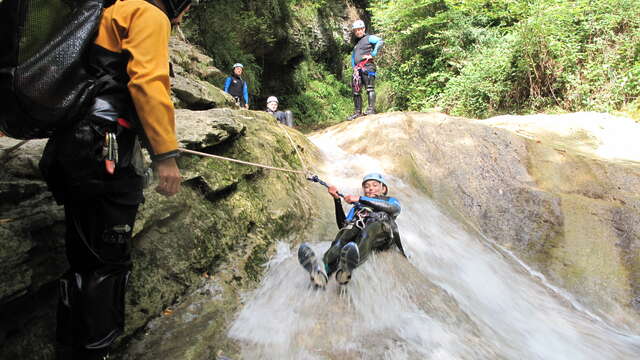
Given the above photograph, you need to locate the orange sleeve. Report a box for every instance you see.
[117,2,177,159]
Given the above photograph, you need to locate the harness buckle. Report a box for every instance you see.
[354,208,371,230]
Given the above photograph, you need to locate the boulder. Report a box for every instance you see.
[169,37,236,109]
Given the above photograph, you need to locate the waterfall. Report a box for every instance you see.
[228,128,640,359]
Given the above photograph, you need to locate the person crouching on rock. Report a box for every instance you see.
[266,96,294,127]
[298,173,406,287]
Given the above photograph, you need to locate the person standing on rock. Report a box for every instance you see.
[224,63,250,109]
[347,19,384,121]
[265,96,294,127]
[38,0,188,358]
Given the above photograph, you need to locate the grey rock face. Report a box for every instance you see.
[324,111,640,329]
[0,34,316,359]
[169,37,236,110]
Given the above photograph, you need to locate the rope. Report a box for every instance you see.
[179,148,306,174]
[276,121,309,174]
[180,119,312,178]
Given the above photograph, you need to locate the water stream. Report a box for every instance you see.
[227,130,640,359]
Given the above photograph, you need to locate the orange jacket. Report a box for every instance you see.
[94,0,177,159]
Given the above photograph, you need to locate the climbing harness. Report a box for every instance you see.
[352,59,370,93]
[354,207,372,229]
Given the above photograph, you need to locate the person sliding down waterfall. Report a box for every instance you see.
[346,19,384,121]
[298,173,406,287]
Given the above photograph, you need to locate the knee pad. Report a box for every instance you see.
[366,80,376,93]
[98,223,134,264]
[57,267,130,349]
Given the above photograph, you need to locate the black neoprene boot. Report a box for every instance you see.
[347,95,363,121]
[365,90,376,115]
[336,242,360,285]
[298,243,328,288]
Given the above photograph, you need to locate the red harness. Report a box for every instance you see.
[352,59,370,92]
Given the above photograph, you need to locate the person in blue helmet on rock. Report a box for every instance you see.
[299,173,406,287]
[347,19,384,121]
[224,63,249,109]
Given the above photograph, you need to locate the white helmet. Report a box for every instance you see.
[232,63,244,69]
[267,96,278,104]
[352,20,365,30]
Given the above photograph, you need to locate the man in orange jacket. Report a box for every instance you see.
[38,0,190,358]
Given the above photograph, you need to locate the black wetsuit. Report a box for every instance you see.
[224,74,248,107]
[323,195,405,276]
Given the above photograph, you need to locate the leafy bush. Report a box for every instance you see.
[289,60,352,129]
[439,33,518,118]
[370,0,640,118]
[184,0,293,96]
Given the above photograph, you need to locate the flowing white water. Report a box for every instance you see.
[228,130,640,359]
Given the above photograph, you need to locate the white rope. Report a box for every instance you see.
[179,148,306,174]
[275,120,309,174]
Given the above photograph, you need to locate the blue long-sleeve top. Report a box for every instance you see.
[351,34,384,67]
[223,76,249,105]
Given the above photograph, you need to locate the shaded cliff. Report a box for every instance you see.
[0,37,322,359]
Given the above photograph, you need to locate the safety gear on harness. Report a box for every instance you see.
[161,0,192,20]
[352,19,365,30]
[354,206,373,229]
[352,59,370,93]
[267,96,278,104]
[232,63,244,69]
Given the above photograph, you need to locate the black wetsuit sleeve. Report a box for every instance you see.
[334,198,346,229]
[359,196,401,218]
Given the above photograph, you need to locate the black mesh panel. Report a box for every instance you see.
[0,0,105,139]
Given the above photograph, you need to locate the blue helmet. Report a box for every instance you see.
[362,173,388,193]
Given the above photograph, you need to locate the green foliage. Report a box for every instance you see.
[184,0,293,95]
[440,34,518,118]
[185,0,353,123]
[289,60,352,130]
[370,0,640,118]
